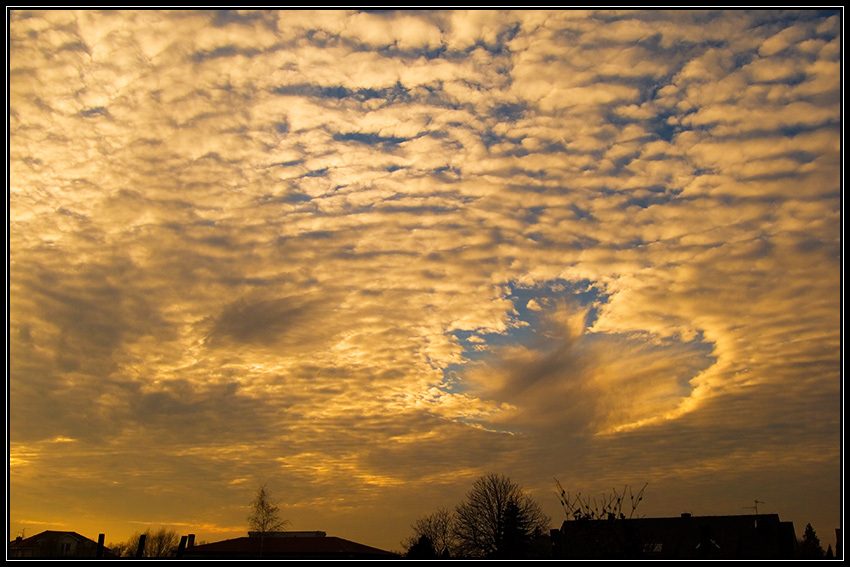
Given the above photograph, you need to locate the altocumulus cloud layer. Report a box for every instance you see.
[9,10,841,549]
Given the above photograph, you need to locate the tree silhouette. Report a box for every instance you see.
[406,534,438,559]
[500,500,532,558]
[248,484,288,534]
[248,484,289,557]
[556,479,647,521]
[122,527,179,558]
[402,507,458,558]
[453,473,550,558]
[799,523,825,559]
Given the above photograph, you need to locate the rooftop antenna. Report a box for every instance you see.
[743,499,764,514]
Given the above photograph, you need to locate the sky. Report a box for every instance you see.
[7,9,842,553]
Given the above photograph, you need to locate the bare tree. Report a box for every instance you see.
[453,473,550,558]
[555,479,647,521]
[403,507,458,558]
[121,527,179,558]
[248,484,289,557]
[105,541,126,558]
[248,484,289,533]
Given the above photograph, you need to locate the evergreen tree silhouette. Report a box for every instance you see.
[799,523,825,559]
[406,535,438,559]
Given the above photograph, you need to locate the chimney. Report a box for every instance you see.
[188,534,195,548]
[135,533,147,558]
[176,535,187,558]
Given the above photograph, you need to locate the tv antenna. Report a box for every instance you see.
[743,499,764,514]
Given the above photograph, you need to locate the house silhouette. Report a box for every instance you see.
[553,513,798,559]
[9,530,118,559]
[182,530,398,559]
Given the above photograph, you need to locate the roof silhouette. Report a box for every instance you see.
[9,530,118,559]
[183,533,398,559]
[555,513,798,559]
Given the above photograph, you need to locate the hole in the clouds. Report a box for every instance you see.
[80,106,107,118]
[440,279,716,433]
[281,191,311,203]
[466,281,602,344]
[442,279,607,386]
[492,103,525,122]
[192,45,238,62]
[302,167,329,178]
[333,132,409,147]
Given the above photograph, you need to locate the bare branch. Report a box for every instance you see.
[248,484,289,534]
[555,479,648,521]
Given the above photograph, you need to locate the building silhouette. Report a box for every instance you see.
[553,513,797,559]
[9,530,117,559]
[182,530,398,559]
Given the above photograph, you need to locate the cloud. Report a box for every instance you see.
[455,296,716,434]
[9,8,840,551]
